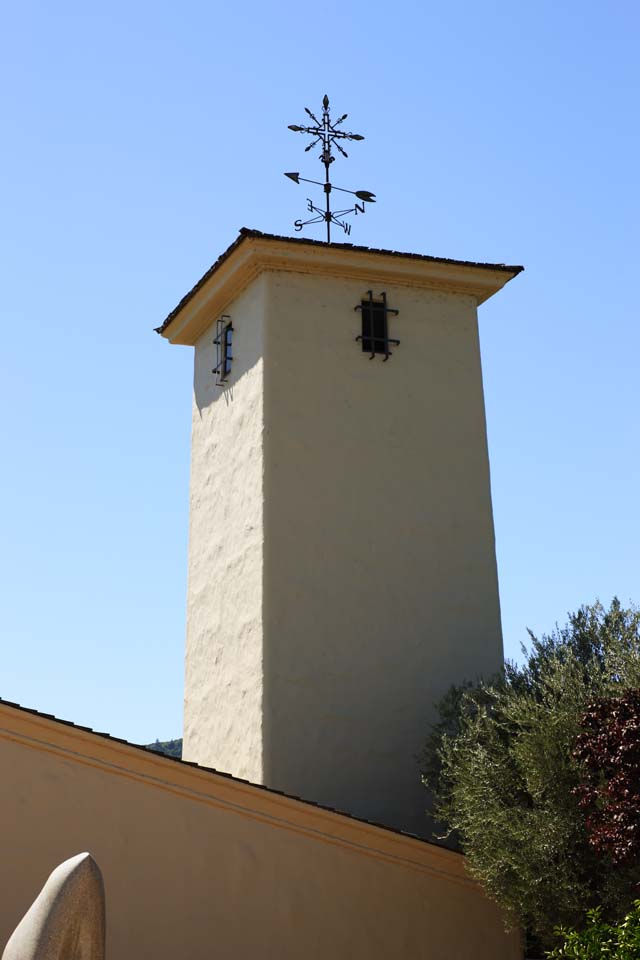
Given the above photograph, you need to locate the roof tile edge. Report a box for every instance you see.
[0,696,464,872]
[155,228,524,344]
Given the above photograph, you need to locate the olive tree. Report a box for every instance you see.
[421,599,640,954]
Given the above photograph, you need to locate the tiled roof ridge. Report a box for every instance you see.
[0,695,452,851]
[155,227,524,336]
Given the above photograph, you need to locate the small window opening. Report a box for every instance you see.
[213,316,233,384]
[355,291,399,361]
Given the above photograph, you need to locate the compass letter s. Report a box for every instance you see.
[294,220,303,232]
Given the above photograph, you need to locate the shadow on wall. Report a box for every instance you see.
[192,286,265,418]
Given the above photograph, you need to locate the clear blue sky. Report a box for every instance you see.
[1,1,638,744]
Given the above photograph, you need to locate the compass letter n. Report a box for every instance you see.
[355,202,365,215]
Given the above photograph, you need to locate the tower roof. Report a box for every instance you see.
[156,228,523,346]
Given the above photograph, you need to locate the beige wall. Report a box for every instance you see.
[0,704,520,960]
[183,259,503,836]
[263,271,503,835]
[183,276,266,781]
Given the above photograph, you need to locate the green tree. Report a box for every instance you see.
[146,738,183,759]
[548,902,640,960]
[421,599,640,954]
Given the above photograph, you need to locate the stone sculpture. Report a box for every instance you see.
[2,853,105,960]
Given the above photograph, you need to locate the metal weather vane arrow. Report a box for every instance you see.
[284,94,376,243]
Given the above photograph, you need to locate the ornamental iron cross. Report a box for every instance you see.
[284,95,376,243]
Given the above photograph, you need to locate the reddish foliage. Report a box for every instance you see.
[573,689,640,865]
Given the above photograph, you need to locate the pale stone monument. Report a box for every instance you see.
[2,853,105,960]
[157,228,522,836]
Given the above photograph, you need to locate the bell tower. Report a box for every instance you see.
[157,228,522,836]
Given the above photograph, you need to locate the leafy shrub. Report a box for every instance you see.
[548,901,640,959]
[574,689,640,865]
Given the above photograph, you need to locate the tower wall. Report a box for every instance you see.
[183,276,266,782]
[262,272,503,834]
[172,234,520,836]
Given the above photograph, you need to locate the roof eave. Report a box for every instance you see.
[157,229,523,347]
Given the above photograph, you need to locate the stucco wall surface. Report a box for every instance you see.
[0,705,520,960]
[183,277,266,781]
[262,271,503,836]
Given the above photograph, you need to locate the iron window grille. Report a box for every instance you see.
[355,291,399,361]
[213,316,233,384]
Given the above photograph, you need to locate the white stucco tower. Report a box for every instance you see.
[158,228,522,836]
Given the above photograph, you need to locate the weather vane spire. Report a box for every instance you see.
[284,94,375,243]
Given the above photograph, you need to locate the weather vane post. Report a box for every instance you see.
[285,94,375,243]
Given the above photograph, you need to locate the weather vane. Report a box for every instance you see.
[284,94,375,243]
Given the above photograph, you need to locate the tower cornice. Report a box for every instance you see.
[156,229,523,346]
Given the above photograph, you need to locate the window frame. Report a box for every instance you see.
[213,315,233,385]
[355,291,400,361]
